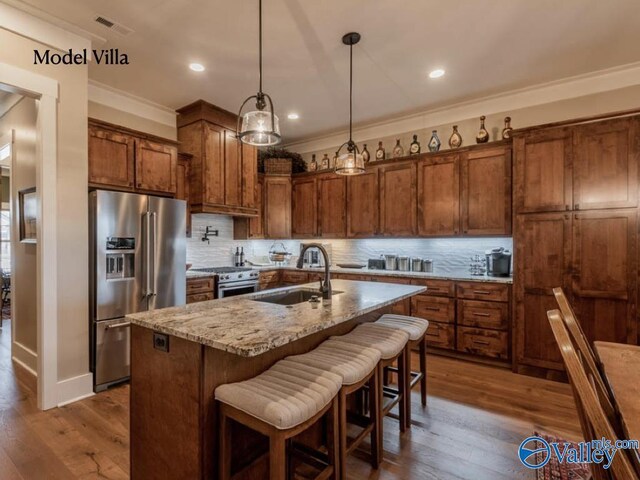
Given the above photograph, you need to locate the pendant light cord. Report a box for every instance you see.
[258,0,263,95]
[348,42,353,144]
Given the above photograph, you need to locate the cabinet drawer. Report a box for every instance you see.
[334,273,371,281]
[186,277,214,295]
[410,278,455,297]
[456,281,510,302]
[370,275,412,285]
[457,327,509,360]
[281,270,309,284]
[458,300,509,330]
[259,270,280,284]
[186,292,214,304]
[425,322,455,350]
[308,272,325,283]
[411,295,455,323]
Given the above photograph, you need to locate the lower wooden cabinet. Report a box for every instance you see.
[458,299,509,330]
[187,292,214,304]
[457,327,509,360]
[411,295,455,323]
[258,270,281,290]
[280,270,309,285]
[424,322,456,350]
[186,276,215,304]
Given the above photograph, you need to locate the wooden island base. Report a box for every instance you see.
[130,307,393,480]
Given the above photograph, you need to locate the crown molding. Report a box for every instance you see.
[285,61,640,153]
[88,80,177,128]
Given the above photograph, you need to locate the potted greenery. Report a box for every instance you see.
[258,147,307,175]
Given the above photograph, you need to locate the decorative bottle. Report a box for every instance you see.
[362,144,370,163]
[320,153,330,170]
[476,115,489,143]
[375,141,385,161]
[428,130,441,152]
[501,116,513,139]
[392,139,404,158]
[239,247,245,266]
[448,125,463,149]
[409,134,421,155]
[234,247,240,267]
[309,154,317,172]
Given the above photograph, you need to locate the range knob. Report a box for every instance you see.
[224,275,230,280]
[238,274,243,278]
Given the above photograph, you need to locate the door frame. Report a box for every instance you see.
[1,61,59,410]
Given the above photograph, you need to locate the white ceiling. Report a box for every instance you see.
[15,0,640,142]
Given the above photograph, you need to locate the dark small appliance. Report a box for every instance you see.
[485,248,512,277]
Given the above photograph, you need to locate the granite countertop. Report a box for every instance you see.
[250,265,513,284]
[127,279,425,357]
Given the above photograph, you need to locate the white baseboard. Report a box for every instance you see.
[12,341,37,376]
[57,373,94,407]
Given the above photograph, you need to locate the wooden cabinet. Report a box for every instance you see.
[177,100,258,216]
[417,154,460,236]
[135,139,177,195]
[457,327,508,360]
[317,174,346,238]
[461,146,512,235]
[176,153,192,237]
[379,162,417,236]
[411,296,455,323]
[457,282,509,302]
[514,128,572,213]
[88,125,135,189]
[186,276,215,304]
[280,270,309,285]
[291,177,318,238]
[410,278,455,297]
[259,270,281,290]
[234,176,264,239]
[346,170,379,238]
[458,300,509,330]
[263,176,292,239]
[573,118,638,211]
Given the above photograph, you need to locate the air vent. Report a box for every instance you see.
[94,15,134,36]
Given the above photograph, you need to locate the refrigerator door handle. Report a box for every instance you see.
[150,211,158,297]
[143,212,152,297]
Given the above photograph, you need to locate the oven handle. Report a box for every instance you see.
[218,281,259,291]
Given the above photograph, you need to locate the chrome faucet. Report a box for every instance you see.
[297,243,332,301]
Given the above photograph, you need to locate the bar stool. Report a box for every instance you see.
[288,339,382,479]
[215,359,342,480]
[330,323,410,444]
[375,314,430,430]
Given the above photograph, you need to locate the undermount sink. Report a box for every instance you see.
[254,288,343,306]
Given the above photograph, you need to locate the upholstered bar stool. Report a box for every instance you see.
[288,339,382,479]
[375,314,430,429]
[330,323,410,445]
[215,359,342,480]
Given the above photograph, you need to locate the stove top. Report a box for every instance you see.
[191,266,259,284]
[191,267,253,274]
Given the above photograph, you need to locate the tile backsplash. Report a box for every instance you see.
[187,214,512,274]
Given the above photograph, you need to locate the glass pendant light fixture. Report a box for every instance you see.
[236,0,281,146]
[335,32,365,176]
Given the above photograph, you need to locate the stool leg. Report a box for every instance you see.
[339,389,348,480]
[375,364,384,463]
[219,411,232,480]
[327,398,340,480]
[420,336,427,407]
[269,433,286,479]
[405,346,412,430]
[398,351,407,433]
[369,368,381,469]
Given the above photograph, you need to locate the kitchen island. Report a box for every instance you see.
[127,279,425,480]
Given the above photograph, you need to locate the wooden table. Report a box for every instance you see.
[594,341,640,443]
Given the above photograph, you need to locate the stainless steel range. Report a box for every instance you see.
[191,267,260,298]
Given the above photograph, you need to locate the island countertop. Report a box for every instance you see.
[127,279,425,357]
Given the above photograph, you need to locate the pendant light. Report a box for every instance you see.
[236,0,281,146]
[334,32,365,176]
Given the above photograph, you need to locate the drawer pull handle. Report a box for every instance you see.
[472,339,490,346]
[424,307,441,311]
[472,290,492,295]
[472,312,491,317]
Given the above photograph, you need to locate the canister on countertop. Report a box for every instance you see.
[384,254,398,270]
[423,259,433,273]
[411,258,424,272]
[397,256,410,271]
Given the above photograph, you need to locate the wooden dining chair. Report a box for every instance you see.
[547,310,639,480]
[552,287,617,424]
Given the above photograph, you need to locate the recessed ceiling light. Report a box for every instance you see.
[428,68,445,79]
[189,63,205,72]
[287,113,299,120]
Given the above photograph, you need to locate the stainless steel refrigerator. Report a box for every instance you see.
[89,190,186,392]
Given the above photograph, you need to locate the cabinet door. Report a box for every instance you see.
[241,143,258,209]
[417,154,460,236]
[572,210,637,344]
[264,176,292,239]
[248,177,264,238]
[573,118,638,210]
[515,213,571,370]
[203,123,225,205]
[317,174,346,238]
[88,126,135,189]
[224,129,242,207]
[176,154,191,236]
[291,177,317,238]
[514,128,572,213]
[135,139,177,194]
[379,162,417,236]
[461,146,512,235]
[346,170,379,238]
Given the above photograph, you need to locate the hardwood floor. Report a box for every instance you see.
[0,318,581,479]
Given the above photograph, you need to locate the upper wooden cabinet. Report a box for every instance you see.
[514,128,572,213]
[317,174,346,238]
[177,100,258,217]
[176,152,192,237]
[291,177,318,238]
[417,154,460,236]
[461,145,512,235]
[379,162,417,236]
[573,118,638,211]
[88,120,177,196]
[346,170,379,238]
[263,176,292,239]
[234,175,264,239]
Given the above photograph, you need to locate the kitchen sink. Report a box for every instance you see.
[254,288,343,306]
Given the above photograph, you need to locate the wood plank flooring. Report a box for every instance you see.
[0,318,581,479]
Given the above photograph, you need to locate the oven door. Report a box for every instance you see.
[218,280,259,298]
